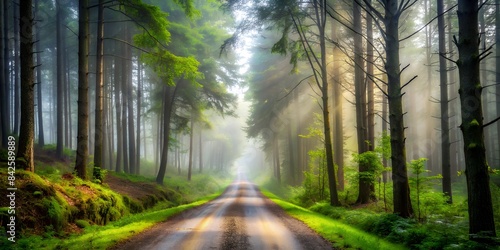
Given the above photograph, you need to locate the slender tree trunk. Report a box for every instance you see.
[13,1,20,137]
[93,0,104,169]
[274,134,280,183]
[121,40,129,173]
[353,1,370,204]
[35,0,44,146]
[63,48,69,148]
[67,66,72,149]
[315,0,339,206]
[384,0,412,218]
[437,0,452,204]
[199,127,203,173]
[365,0,375,152]
[424,0,434,172]
[156,85,176,184]
[456,0,496,238]
[17,0,35,171]
[0,1,5,147]
[126,30,136,175]
[56,0,65,158]
[0,0,6,147]
[187,114,194,181]
[75,0,89,179]
[497,0,500,168]
[136,60,142,174]
[331,19,344,191]
[114,55,123,172]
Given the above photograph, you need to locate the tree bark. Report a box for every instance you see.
[384,0,412,218]
[35,0,44,147]
[13,1,19,136]
[114,55,123,172]
[75,0,89,179]
[315,0,339,206]
[0,0,6,147]
[56,0,65,158]
[456,0,496,238]
[353,1,370,204]
[199,127,203,173]
[126,29,136,175]
[17,0,35,172]
[136,60,142,174]
[497,0,500,169]
[187,114,194,181]
[331,18,344,191]
[156,85,175,184]
[93,0,104,169]
[437,0,452,203]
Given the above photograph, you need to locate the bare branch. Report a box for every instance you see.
[400,75,418,90]
[278,75,314,101]
[483,116,500,128]
[400,4,457,42]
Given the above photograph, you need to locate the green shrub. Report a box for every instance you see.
[371,213,414,240]
[75,220,90,228]
[309,202,346,219]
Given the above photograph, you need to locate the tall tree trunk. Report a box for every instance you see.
[63,46,69,148]
[136,60,142,174]
[17,0,35,171]
[187,114,194,181]
[93,0,104,169]
[315,0,339,206]
[384,0,412,218]
[366,0,375,151]
[274,134,280,183]
[121,39,129,173]
[13,1,19,136]
[35,0,44,147]
[75,0,89,179]
[456,0,496,238]
[156,85,176,184]
[7,1,15,135]
[448,1,459,177]
[331,18,344,191]
[437,0,452,204]
[199,127,203,173]
[353,1,370,204]
[0,0,6,147]
[126,29,136,175]
[114,55,123,172]
[56,0,65,158]
[424,0,434,172]
[0,1,4,147]
[67,66,73,149]
[496,0,500,169]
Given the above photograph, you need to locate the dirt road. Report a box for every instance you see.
[115,174,333,250]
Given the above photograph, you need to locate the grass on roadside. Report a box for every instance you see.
[261,190,407,250]
[11,192,222,250]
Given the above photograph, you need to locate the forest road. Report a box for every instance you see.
[114,173,333,250]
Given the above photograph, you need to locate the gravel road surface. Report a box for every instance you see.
[114,174,333,250]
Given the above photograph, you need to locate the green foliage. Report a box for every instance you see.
[92,166,107,184]
[75,220,90,229]
[292,147,330,207]
[408,158,443,221]
[353,150,384,185]
[262,192,406,250]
